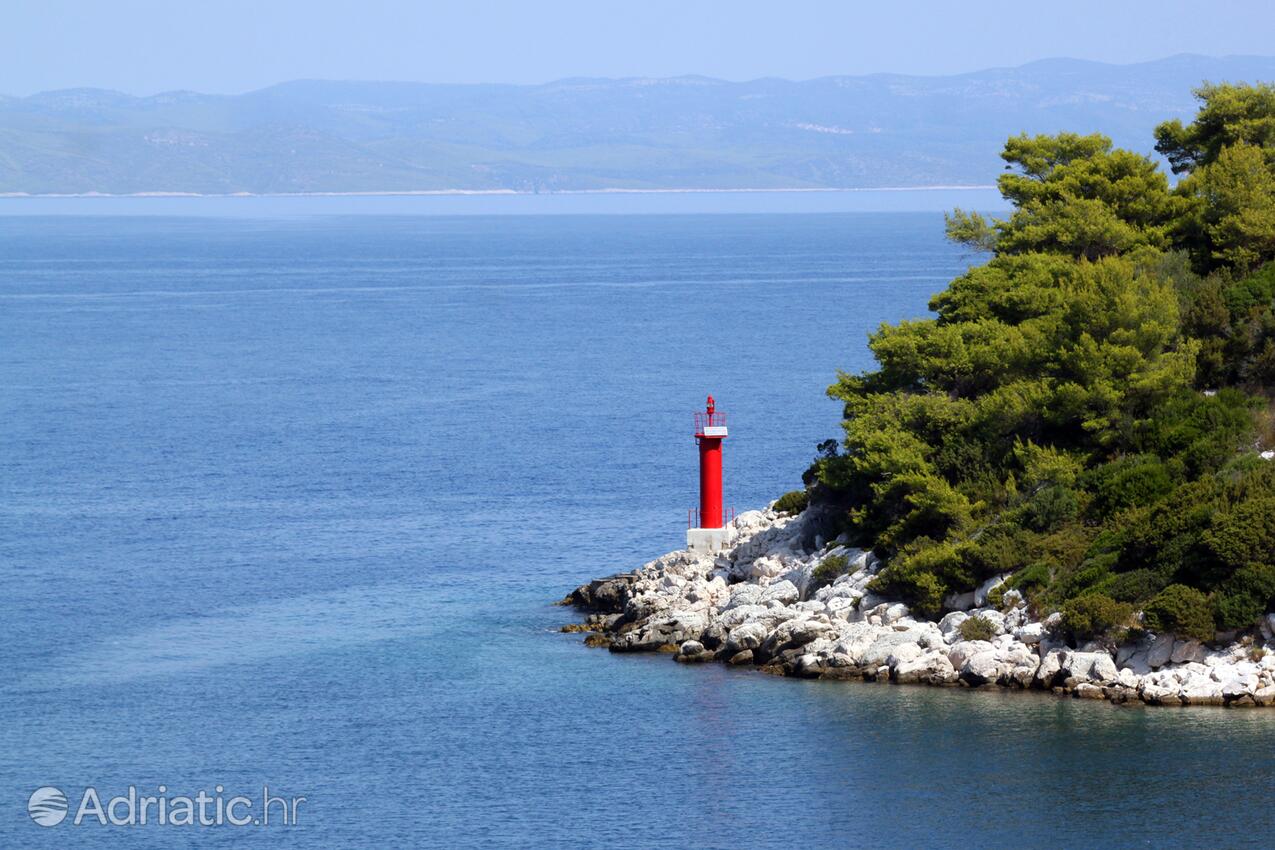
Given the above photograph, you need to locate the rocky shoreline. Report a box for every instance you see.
[563,504,1275,707]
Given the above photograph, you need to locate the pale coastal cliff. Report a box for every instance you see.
[564,501,1275,708]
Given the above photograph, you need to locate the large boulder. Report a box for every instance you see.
[1013,622,1045,646]
[829,622,882,666]
[759,617,834,658]
[938,611,969,642]
[1061,651,1119,686]
[887,641,923,667]
[1180,672,1225,705]
[861,628,929,669]
[745,555,790,582]
[718,603,797,630]
[1146,633,1175,669]
[722,584,764,611]
[724,622,770,653]
[895,649,959,685]
[1035,648,1066,687]
[567,573,638,612]
[1171,639,1208,665]
[880,602,911,625]
[947,639,993,671]
[761,580,800,606]
[960,649,1004,686]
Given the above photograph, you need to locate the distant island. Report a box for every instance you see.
[5,54,1275,196]
[566,80,1275,708]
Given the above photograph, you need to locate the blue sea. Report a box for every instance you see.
[2,211,1273,849]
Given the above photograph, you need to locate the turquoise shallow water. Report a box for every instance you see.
[2,213,1272,848]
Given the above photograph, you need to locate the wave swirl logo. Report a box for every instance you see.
[28,786,69,827]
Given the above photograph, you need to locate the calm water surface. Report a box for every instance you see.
[2,213,1272,848]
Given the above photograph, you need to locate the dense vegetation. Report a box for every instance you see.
[809,83,1275,642]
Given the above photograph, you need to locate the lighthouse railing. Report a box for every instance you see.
[693,411,727,433]
[687,506,736,529]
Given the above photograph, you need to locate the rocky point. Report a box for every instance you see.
[563,503,1275,708]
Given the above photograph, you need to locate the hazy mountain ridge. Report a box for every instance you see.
[3,54,1274,195]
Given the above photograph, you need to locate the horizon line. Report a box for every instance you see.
[4,51,1272,100]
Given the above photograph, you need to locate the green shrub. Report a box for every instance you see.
[1008,561,1052,593]
[1016,485,1080,532]
[1203,497,1275,568]
[1059,594,1134,642]
[1107,567,1172,603]
[809,554,850,592]
[867,541,961,619]
[1084,455,1175,517]
[772,489,810,515]
[1212,563,1275,630]
[1143,584,1215,642]
[960,527,1032,581]
[1053,556,1117,601]
[959,615,998,642]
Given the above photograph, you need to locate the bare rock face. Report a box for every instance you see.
[562,503,1275,708]
[1146,633,1175,669]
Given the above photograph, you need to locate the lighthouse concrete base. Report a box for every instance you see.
[686,527,731,554]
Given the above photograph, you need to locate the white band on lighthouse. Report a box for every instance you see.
[701,426,728,437]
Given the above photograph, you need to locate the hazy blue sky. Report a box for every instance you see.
[3,0,1272,95]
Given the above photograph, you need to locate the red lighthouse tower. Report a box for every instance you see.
[687,395,731,553]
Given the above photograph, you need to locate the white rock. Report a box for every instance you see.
[746,555,789,582]
[938,611,969,640]
[888,642,924,667]
[1062,651,1119,685]
[1035,648,1066,686]
[725,621,770,652]
[762,617,835,654]
[861,629,928,668]
[825,596,860,620]
[962,649,1005,685]
[1180,674,1224,705]
[718,604,777,628]
[1221,673,1259,700]
[722,584,763,611]
[761,580,800,605]
[943,591,977,611]
[1013,622,1045,645]
[948,639,993,670]
[880,602,910,625]
[831,623,880,664]
[895,649,958,684]
[1139,680,1180,705]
